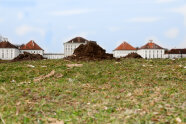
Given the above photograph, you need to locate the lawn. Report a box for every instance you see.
[0,59,185,124]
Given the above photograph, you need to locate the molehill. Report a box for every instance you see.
[124,53,142,58]
[64,41,115,61]
[12,52,45,62]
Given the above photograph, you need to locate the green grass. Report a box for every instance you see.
[0,59,185,124]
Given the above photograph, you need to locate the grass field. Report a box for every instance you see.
[0,59,185,124]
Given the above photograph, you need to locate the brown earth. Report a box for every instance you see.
[0,59,10,63]
[0,59,3,63]
[12,52,45,62]
[64,41,116,61]
[124,53,142,58]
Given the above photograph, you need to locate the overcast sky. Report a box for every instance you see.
[0,0,185,53]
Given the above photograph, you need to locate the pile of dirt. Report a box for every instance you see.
[64,41,115,61]
[12,52,45,62]
[124,53,142,58]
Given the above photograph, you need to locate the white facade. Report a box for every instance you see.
[164,54,186,59]
[44,53,64,59]
[20,50,44,55]
[113,41,166,59]
[113,50,137,58]
[113,49,165,59]
[64,42,87,57]
[137,49,165,59]
[0,48,20,60]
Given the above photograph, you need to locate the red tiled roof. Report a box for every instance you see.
[140,42,163,49]
[114,42,136,50]
[166,49,186,54]
[0,41,18,48]
[66,37,89,43]
[20,40,43,50]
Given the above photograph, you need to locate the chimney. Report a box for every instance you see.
[32,40,34,46]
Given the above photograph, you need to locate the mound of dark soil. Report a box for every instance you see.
[12,52,45,62]
[124,53,142,58]
[64,42,115,61]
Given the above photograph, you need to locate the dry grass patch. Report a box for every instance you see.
[0,59,185,123]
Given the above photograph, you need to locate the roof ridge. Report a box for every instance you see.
[20,40,43,50]
[140,42,163,49]
[0,41,18,48]
[115,41,136,50]
[66,37,89,43]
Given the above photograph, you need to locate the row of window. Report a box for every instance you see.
[114,50,164,58]
[0,53,13,59]
[0,50,13,58]
[115,50,164,54]
[0,50,43,59]
[1,50,42,55]
[66,45,78,48]
[145,50,163,54]
[45,55,64,59]
[1,49,14,59]
[145,53,163,58]
[65,45,79,51]
[65,48,74,51]
[1,49,13,52]
[144,50,163,58]
[22,50,42,54]
[168,54,185,59]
